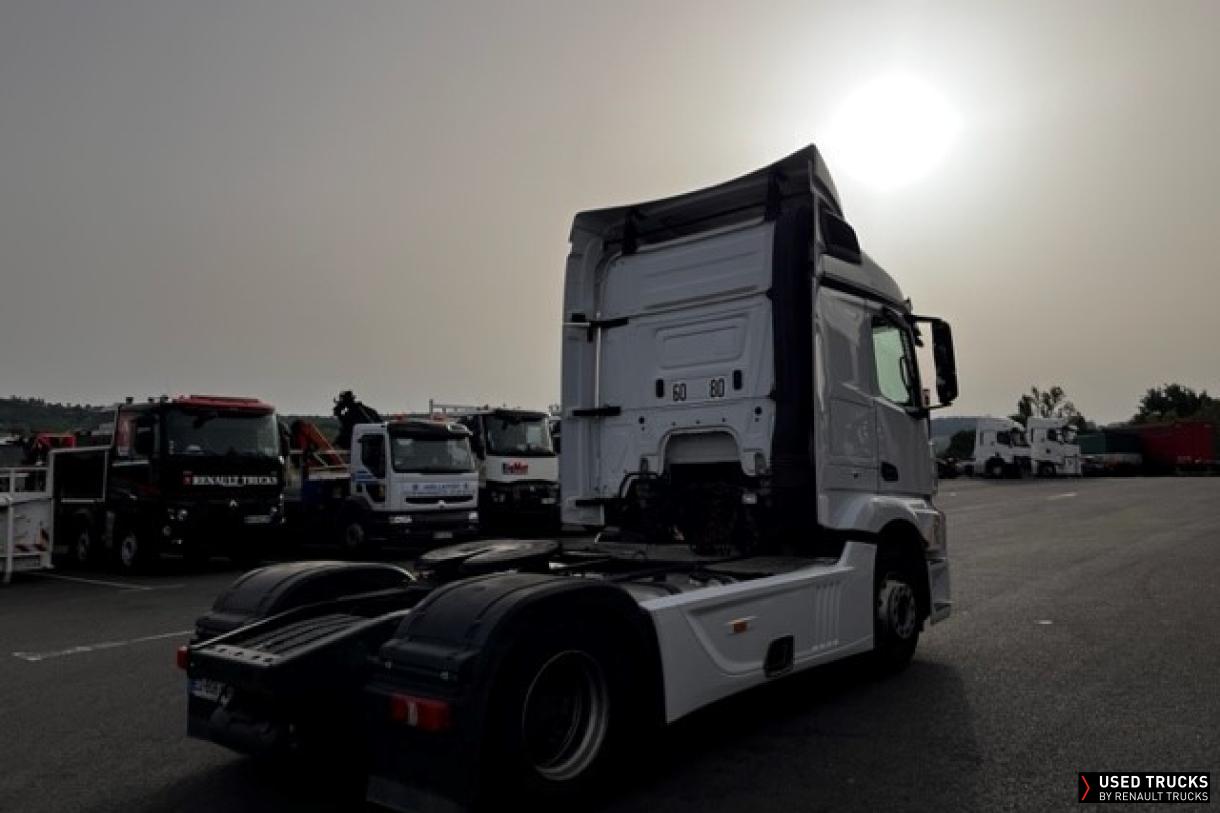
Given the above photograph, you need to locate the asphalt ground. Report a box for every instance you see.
[1,477,1217,812]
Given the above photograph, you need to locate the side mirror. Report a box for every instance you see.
[930,320,959,406]
[820,209,861,265]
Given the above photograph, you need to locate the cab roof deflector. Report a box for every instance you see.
[571,144,842,253]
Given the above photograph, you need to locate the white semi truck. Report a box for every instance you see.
[1026,416,1082,476]
[181,144,959,810]
[967,416,1031,478]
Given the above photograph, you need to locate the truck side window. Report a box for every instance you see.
[361,435,386,479]
[871,320,914,406]
[114,413,135,458]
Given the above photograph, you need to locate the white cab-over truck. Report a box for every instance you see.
[342,420,480,547]
[426,403,560,528]
[180,145,959,811]
[1026,416,1082,476]
[968,416,1031,478]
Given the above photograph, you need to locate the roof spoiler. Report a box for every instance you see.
[571,144,842,255]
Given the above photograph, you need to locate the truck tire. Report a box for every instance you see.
[114,526,151,573]
[871,547,921,673]
[985,459,1004,479]
[70,521,97,569]
[485,620,633,803]
[341,520,376,558]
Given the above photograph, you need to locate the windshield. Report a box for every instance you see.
[391,436,475,473]
[484,414,555,457]
[166,410,279,457]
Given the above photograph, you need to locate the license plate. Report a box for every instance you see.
[541,497,557,505]
[433,531,454,540]
[243,514,272,525]
[190,677,227,702]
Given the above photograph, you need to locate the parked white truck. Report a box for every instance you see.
[426,403,560,528]
[1026,416,1082,476]
[286,418,481,551]
[967,416,1031,478]
[182,144,960,810]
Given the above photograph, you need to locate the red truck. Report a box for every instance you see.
[1131,420,1218,473]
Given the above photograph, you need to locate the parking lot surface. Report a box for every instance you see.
[2,477,1217,812]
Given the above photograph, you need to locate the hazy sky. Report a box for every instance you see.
[2,1,1217,422]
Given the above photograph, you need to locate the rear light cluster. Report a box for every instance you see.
[389,693,452,732]
[176,645,189,670]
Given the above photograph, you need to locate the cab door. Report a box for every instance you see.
[813,287,879,507]
[868,308,934,496]
[352,430,387,510]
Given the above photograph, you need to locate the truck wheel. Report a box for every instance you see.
[70,522,97,569]
[871,548,921,673]
[985,460,1003,479]
[487,622,632,802]
[341,521,367,555]
[115,528,150,573]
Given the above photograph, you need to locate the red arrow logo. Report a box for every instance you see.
[1080,774,1091,801]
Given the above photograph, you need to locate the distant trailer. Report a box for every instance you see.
[0,467,54,583]
[1078,429,1142,476]
[1131,420,1218,474]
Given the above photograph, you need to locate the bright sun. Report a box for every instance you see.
[824,75,962,192]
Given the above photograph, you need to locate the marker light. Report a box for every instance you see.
[389,693,452,732]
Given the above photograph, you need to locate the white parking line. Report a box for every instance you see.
[32,573,184,591]
[12,629,193,663]
[1047,492,1078,501]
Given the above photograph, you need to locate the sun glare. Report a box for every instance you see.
[824,74,962,192]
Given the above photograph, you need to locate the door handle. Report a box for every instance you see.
[881,462,899,482]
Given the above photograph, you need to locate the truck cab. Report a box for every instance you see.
[429,405,560,528]
[968,416,1031,478]
[561,154,958,557]
[56,395,285,570]
[1027,416,1082,476]
[342,420,479,549]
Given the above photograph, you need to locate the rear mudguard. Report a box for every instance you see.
[364,572,663,812]
[195,560,413,640]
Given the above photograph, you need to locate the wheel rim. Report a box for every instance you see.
[878,578,918,640]
[119,533,139,568]
[75,530,91,563]
[344,523,364,549]
[520,650,609,782]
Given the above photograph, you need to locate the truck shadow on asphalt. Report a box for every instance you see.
[595,657,984,812]
[94,655,982,813]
